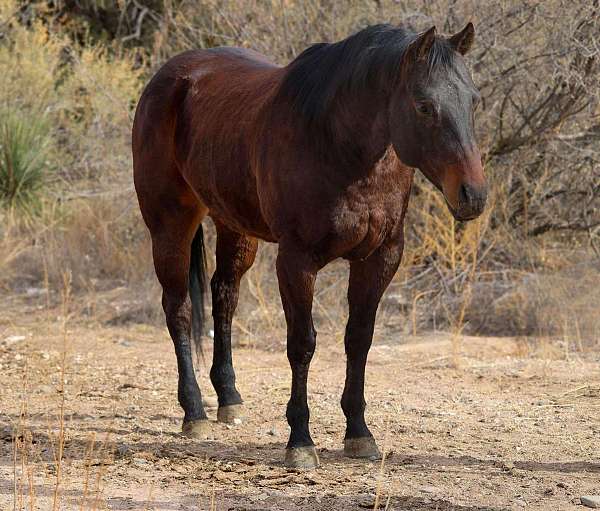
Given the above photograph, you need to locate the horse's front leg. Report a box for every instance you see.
[276,245,320,469]
[342,240,404,459]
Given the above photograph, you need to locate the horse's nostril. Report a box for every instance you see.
[458,184,471,206]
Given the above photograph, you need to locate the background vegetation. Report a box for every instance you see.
[1,0,598,350]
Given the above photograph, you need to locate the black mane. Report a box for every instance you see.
[277,24,456,127]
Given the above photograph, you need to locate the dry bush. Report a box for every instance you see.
[1,0,598,349]
[148,0,599,342]
[0,0,144,285]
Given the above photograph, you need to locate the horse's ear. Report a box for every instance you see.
[448,22,475,55]
[406,26,437,64]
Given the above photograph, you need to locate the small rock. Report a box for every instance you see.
[501,461,515,472]
[581,496,600,509]
[267,427,278,436]
[420,486,438,494]
[116,445,131,457]
[119,339,133,347]
[14,353,23,361]
[357,494,377,508]
[249,493,269,502]
[26,287,45,297]
[535,399,551,406]
[3,335,26,346]
[515,499,526,507]
[203,396,218,409]
[233,418,242,425]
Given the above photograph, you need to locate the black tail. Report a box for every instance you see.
[189,224,208,360]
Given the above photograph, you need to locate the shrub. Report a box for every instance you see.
[0,109,52,210]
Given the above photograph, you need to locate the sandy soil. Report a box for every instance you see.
[1,294,599,510]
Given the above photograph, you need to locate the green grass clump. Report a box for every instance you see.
[0,109,52,210]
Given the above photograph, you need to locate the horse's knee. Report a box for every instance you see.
[287,328,316,366]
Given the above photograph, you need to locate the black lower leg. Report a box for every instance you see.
[210,279,243,408]
[210,274,243,407]
[341,319,375,439]
[209,228,256,408]
[342,239,402,439]
[164,293,207,423]
[175,337,207,422]
[276,247,318,451]
[286,332,316,448]
[341,243,403,442]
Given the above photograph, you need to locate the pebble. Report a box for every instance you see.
[116,444,131,457]
[26,287,45,297]
[420,486,438,494]
[233,417,242,425]
[3,335,26,346]
[357,494,377,508]
[249,493,269,502]
[581,496,600,509]
[202,396,218,409]
[267,427,278,436]
[515,499,526,507]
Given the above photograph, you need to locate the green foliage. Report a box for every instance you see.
[0,108,52,210]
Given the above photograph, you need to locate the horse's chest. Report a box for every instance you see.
[326,195,403,260]
[343,206,388,260]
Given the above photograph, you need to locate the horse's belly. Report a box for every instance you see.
[209,205,275,242]
[192,168,275,241]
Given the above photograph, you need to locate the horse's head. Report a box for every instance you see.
[390,23,486,221]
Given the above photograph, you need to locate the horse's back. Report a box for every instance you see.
[133,47,276,141]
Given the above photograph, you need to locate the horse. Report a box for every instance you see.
[132,22,487,470]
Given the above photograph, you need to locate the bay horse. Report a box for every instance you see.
[133,22,486,469]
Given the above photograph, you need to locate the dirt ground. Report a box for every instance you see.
[1,293,599,511]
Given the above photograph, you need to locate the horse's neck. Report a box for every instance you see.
[325,95,391,176]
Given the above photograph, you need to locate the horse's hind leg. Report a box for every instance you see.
[210,222,258,423]
[145,194,210,439]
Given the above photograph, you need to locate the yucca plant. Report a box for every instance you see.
[0,108,52,210]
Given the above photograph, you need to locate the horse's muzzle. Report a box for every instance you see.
[453,182,487,221]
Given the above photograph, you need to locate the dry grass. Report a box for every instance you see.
[8,273,121,511]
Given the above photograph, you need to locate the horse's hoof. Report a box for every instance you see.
[344,437,381,460]
[181,419,211,439]
[284,446,320,470]
[217,404,244,424]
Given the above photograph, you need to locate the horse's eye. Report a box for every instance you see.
[416,101,434,116]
